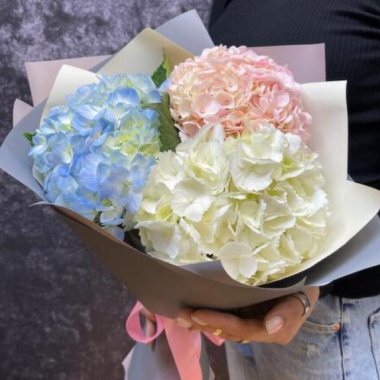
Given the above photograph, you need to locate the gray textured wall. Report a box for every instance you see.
[0,1,228,379]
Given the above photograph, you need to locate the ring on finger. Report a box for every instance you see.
[289,291,311,316]
[212,328,223,336]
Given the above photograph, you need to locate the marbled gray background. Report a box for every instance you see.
[0,1,229,379]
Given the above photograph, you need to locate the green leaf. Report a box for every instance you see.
[151,52,171,88]
[151,93,180,152]
[23,132,36,146]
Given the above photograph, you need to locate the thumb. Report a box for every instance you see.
[264,295,305,335]
[264,287,319,335]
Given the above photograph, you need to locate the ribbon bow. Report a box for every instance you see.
[126,302,224,380]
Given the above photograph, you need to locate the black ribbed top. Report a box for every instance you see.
[209,0,380,298]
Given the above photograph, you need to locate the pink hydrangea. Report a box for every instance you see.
[167,45,311,141]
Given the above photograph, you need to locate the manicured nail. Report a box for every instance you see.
[176,317,192,328]
[265,316,284,335]
[191,314,208,326]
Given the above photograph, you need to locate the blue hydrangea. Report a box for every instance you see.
[30,73,162,239]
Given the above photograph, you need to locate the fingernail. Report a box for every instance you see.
[265,316,284,335]
[191,314,208,326]
[176,317,192,328]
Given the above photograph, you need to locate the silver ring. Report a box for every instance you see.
[289,291,311,316]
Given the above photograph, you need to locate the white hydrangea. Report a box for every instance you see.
[136,123,330,285]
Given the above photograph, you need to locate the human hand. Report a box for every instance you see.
[176,287,320,345]
[140,306,157,345]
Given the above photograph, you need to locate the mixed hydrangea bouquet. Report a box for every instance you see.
[2,11,380,380]
[25,45,330,286]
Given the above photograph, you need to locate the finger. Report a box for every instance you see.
[145,318,156,337]
[138,306,157,346]
[218,332,245,342]
[177,308,226,335]
[176,308,196,328]
[188,325,241,342]
[264,287,319,337]
[141,307,156,322]
[190,309,268,342]
[145,318,157,346]
[178,309,244,341]
[263,296,302,337]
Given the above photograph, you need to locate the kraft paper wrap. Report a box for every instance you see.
[3,11,380,319]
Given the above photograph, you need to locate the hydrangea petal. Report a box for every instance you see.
[171,179,214,222]
[218,242,258,280]
[136,221,181,259]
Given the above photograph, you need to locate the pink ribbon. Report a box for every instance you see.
[126,302,224,380]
